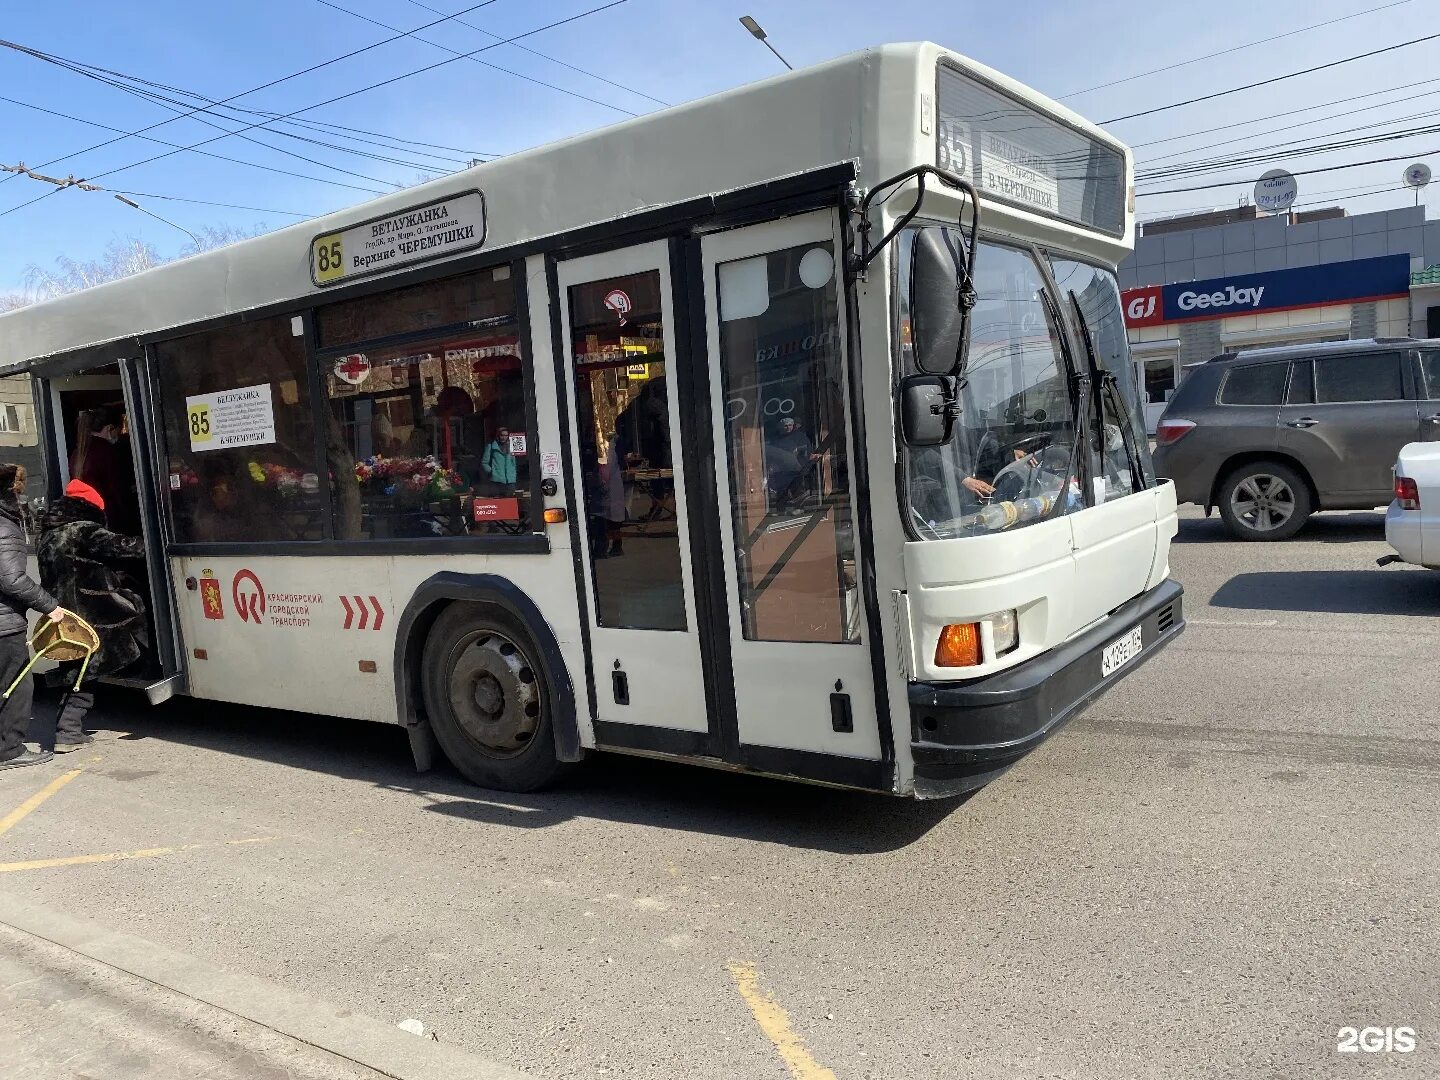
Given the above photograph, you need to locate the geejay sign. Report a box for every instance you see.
[1122,254,1411,329]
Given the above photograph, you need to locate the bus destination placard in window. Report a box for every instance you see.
[185,383,277,451]
[310,190,487,287]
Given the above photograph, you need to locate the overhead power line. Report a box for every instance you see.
[0,93,393,195]
[0,2,627,222]
[109,189,314,217]
[399,0,669,107]
[2,163,314,216]
[68,3,627,187]
[1138,120,1440,183]
[1137,180,1405,221]
[1135,149,1439,197]
[312,0,648,117]
[1104,31,1440,124]
[1062,0,1414,99]
[0,0,503,181]
[0,48,496,164]
[49,59,452,177]
[1129,75,1440,153]
[1138,92,1440,169]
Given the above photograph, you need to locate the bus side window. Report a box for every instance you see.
[155,317,323,544]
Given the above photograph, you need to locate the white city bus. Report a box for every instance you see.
[0,42,1182,798]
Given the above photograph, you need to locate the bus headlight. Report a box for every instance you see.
[987,609,1019,656]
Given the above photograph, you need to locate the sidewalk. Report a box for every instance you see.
[0,897,534,1080]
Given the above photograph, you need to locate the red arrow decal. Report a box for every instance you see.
[356,596,369,631]
[369,596,384,632]
[340,595,354,630]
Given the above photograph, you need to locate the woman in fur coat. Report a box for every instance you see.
[38,479,147,751]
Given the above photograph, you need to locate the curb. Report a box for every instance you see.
[0,891,535,1080]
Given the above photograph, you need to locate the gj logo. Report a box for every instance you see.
[232,569,266,625]
[1121,285,1164,328]
[1126,294,1155,321]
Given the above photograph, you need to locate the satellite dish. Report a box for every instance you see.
[1404,163,1431,189]
[1254,169,1298,214]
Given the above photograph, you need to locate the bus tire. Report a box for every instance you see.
[421,601,566,792]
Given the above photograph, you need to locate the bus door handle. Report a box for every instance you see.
[1424,413,1440,424]
[1286,417,1319,428]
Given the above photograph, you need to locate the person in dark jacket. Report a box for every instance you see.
[0,463,64,770]
[37,479,147,751]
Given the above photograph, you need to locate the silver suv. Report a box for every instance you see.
[1152,338,1440,540]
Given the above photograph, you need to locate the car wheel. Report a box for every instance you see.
[1217,461,1313,541]
[421,601,566,792]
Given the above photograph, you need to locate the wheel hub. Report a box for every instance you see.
[1232,474,1295,531]
[447,632,540,756]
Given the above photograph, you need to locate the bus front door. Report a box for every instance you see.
[697,211,883,774]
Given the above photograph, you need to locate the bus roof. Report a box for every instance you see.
[0,41,1131,366]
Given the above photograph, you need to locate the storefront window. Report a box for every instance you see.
[156,317,323,544]
[319,265,531,540]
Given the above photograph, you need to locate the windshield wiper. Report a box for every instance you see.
[1068,292,1146,496]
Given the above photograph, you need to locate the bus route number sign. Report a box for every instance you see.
[313,235,345,284]
[188,401,212,445]
[309,190,487,287]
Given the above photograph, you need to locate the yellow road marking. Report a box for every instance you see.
[0,836,277,873]
[0,769,82,839]
[727,962,838,1080]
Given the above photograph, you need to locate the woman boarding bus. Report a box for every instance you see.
[0,43,1182,798]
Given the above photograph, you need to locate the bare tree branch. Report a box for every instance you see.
[4,223,274,310]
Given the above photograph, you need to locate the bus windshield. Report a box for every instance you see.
[900,232,1150,541]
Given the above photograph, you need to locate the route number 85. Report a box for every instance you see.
[314,236,344,281]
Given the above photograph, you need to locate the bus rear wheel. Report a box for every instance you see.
[421,602,564,792]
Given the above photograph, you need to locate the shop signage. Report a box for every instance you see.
[1254,169,1298,214]
[1121,255,1411,329]
[310,190,486,287]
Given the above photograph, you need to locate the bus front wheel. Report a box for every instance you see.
[421,602,565,792]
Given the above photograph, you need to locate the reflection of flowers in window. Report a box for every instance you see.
[354,455,465,503]
[169,463,201,490]
[247,460,315,500]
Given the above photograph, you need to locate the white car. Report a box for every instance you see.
[1382,442,1440,569]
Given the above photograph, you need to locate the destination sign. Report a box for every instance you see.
[310,190,487,287]
[936,62,1125,237]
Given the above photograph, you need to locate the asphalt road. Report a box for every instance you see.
[1,506,1436,1079]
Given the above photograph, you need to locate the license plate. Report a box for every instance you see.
[1101,626,1144,677]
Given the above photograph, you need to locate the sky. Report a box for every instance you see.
[1,0,1437,292]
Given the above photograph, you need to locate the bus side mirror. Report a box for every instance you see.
[900,375,954,446]
[910,227,973,376]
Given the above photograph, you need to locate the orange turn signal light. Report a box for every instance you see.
[543,507,568,524]
[935,622,982,668]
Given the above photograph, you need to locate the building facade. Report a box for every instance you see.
[1118,204,1440,430]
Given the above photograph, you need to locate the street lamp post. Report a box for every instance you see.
[738,16,792,71]
[114,194,202,249]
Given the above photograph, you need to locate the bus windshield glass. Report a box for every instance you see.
[902,232,1082,540]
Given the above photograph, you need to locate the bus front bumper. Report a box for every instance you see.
[907,578,1184,799]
